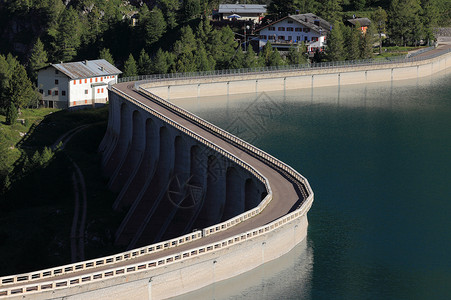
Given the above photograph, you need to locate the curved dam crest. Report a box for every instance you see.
[1,47,450,299]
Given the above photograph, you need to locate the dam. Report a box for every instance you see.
[0,45,450,299]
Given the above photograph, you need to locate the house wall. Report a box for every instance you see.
[259,19,325,48]
[37,67,70,109]
[69,75,117,107]
[37,66,118,109]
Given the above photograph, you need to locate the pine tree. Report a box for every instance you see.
[160,0,179,30]
[144,8,167,47]
[389,0,424,46]
[123,54,138,77]
[346,22,361,61]
[243,47,259,69]
[259,42,274,66]
[229,46,245,69]
[194,43,214,71]
[326,21,345,61]
[5,101,18,125]
[212,27,238,69]
[153,49,169,74]
[138,49,152,75]
[29,38,48,82]
[287,44,307,65]
[182,0,201,20]
[8,63,35,109]
[268,0,297,18]
[372,7,387,53]
[99,48,115,65]
[360,23,376,59]
[52,7,82,62]
[268,48,285,66]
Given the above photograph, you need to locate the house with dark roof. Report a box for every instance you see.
[256,13,331,52]
[217,4,266,22]
[37,59,122,109]
[346,17,371,33]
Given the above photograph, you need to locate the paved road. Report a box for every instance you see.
[2,82,307,287]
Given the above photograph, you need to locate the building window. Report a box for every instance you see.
[39,89,43,94]
[287,27,294,32]
[100,77,103,81]
[112,75,115,78]
[85,89,88,94]
[278,36,285,40]
[84,79,87,83]
[288,20,293,24]
[297,36,302,41]
[55,70,59,74]
[101,88,104,93]
[55,79,59,85]
[312,37,318,42]
[268,26,275,31]
[278,27,285,31]
[79,79,82,84]
[288,36,292,41]
[295,28,302,32]
[95,78,98,82]
[54,90,59,96]
[73,80,76,85]
[268,35,275,40]
[260,35,267,39]
[48,90,52,95]
[303,28,310,32]
[90,78,92,83]
[62,91,66,96]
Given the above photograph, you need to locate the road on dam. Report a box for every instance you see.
[2,81,307,288]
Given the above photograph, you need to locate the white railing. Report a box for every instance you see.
[0,194,313,298]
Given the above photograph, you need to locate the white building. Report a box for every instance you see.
[217,4,266,22]
[37,59,122,109]
[257,13,331,52]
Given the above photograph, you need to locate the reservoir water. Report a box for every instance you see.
[171,71,451,300]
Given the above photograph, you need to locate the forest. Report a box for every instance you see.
[0,0,450,116]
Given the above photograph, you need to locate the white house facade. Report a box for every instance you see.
[37,59,122,109]
[217,4,266,22]
[257,13,331,52]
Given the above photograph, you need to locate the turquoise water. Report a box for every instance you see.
[172,72,451,300]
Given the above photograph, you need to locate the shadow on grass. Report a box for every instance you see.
[0,105,125,276]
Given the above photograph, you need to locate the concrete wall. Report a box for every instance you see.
[7,214,308,300]
[143,51,451,100]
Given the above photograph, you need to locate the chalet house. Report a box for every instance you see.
[217,4,266,22]
[256,13,331,52]
[346,17,371,33]
[37,59,122,109]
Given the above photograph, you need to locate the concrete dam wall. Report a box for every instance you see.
[143,49,451,100]
[99,91,267,249]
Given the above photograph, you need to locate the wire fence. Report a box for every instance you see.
[117,46,450,85]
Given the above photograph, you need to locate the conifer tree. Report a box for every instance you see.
[99,48,115,65]
[372,7,387,53]
[8,63,35,109]
[326,21,345,61]
[144,8,167,47]
[287,44,307,65]
[52,7,81,62]
[346,22,361,61]
[29,38,48,82]
[360,23,376,59]
[138,49,152,75]
[194,43,214,71]
[268,48,285,66]
[153,49,169,74]
[5,101,18,125]
[229,46,245,70]
[123,54,138,77]
[243,47,259,68]
[259,42,274,66]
